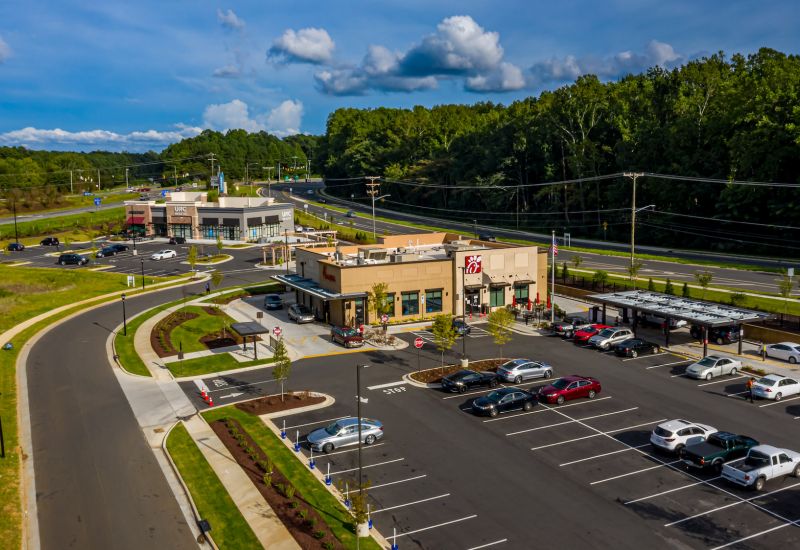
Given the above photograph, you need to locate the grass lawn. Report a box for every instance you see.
[168,354,275,378]
[165,423,261,550]
[294,209,376,245]
[167,305,240,354]
[115,302,179,377]
[0,207,125,243]
[195,254,232,264]
[203,407,382,550]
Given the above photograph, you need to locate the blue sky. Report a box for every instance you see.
[0,0,797,152]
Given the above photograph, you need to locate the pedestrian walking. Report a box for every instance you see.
[205,281,210,294]
[761,342,767,361]
[746,377,756,403]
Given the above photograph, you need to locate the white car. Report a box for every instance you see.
[642,313,687,329]
[765,342,800,364]
[752,374,800,401]
[588,327,633,350]
[295,225,304,232]
[150,249,177,260]
[684,355,741,380]
[650,419,717,453]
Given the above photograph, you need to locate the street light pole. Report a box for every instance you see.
[473,219,478,238]
[371,194,390,238]
[121,293,127,335]
[284,229,290,275]
[140,258,145,290]
[459,266,467,358]
[356,363,365,524]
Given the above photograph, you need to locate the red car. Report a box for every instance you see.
[536,375,602,405]
[573,323,611,345]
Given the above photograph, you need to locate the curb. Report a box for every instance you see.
[403,372,441,389]
[181,254,234,267]
[259,393,336,420]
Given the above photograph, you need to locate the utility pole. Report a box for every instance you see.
[460,266,467,358]
[12,198,19,244]
[550,230,556,324]
[125,167,129,189]
[97,169,101,190]
[173,165,178,187]
[365,176,381,238]
[624,172,645,274]
[70,170,74,194]
[208,153,217,189]
[277,160,281,182]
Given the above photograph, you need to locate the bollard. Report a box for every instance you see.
[294,430,300,452]
[280,419,286,439]
[368,503,372,529]
[344,482,351,509]
[325,463,332,486]
[309,448,315,469]
[391,528,399,550]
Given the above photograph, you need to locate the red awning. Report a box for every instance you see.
[127,216,145,224]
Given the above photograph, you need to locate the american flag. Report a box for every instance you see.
[551,234,558,256]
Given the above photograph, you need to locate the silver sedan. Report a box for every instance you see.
[496,358,553,384]
[685,355,741,380]
[288,304,315,323]
[306,417,383,453]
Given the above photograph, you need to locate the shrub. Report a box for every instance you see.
[284,484,296,500]
[289,500,299,509]
[263,473,272,486]
[313,531,325,539]
[297,508,308,520]
[322,542,334,550]
[305,517,316,528]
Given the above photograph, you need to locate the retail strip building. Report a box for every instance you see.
[273,232,548,326]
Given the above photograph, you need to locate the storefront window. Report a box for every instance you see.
[383,293,395,318]
[401,292,419,315]
[425,289,442,313]
[514,285,529,304]
[490,287,505,307]
[171,224,192,238]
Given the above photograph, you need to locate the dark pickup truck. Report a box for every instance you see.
[680,431,759,471]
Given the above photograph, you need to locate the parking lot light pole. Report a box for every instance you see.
[356,364,366,527]
[459,266,467,358]
[140,258,145,290]
[121,293,127,335]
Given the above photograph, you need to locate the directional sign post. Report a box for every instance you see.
[414,337,424,374]
[93,197,101,211]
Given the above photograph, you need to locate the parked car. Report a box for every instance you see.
[680,432,759,472]
[263,294,283,310]
[536,375,602,405]
[346,210,355,218]
[690,325,740,345]
[684,355,741,380]
[722,445,800,491]
[752,374,800,401]
[40,237,60,246]
[57,253,89,266]
[496,358,553,384]
[613,338,661,358]
[764,342,800,364]
[452,319,472,336]
[573,323,611,345]
[306,417,383,453]
[650,419,717,454]
[441,370,498,393]
[306,189,314,196]
[95,246,119,258]
[318,197,327,204]
[471,387,537,417]
[295,225,304,232]
[109,243,129,253]
[551,316,592,338]
[288,304,315,323]
[331,326,364,348]
[640,313,687,329]
[150,249,177,260]
[7,242,25,251]
[168,236,186,245]
[478,233,497,242]
[588,327,634,350]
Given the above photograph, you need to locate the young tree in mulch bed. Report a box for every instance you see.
[210,417,343,549]
[411,358,509,384]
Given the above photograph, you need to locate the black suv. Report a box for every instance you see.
[478,233,497,242]
[441,370,498,393]
[110,244,129,253]
[169,236,186,245]
[58,253,89,266]
[690,325,740,345]
[7,242,25,251]
[40,237,60,246]
[95,246,118,258]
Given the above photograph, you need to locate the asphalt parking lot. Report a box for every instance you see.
[180,325,800,549]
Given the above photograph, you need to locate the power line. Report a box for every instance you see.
[650,209,798,231]
[643,172,800,188]
[380,198,630,217]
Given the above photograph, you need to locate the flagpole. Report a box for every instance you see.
[550,230,555,324]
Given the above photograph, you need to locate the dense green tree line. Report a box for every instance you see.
[318,48,800,256]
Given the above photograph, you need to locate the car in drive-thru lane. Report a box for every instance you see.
[471,387,537,416]
[551,316,592,338]
[650,419,717,454]
[752,374,800,401]
[680,431,759,472]
[263,294,283,310]
[690,325,740,345]
[536,375,601,405]
[442,370,498,393]
[721,445,800,491]
[496,358,553,384]
[287,303,315,323]
[306,417,384,453]
[330,325,364,348]
[684,355,741,380]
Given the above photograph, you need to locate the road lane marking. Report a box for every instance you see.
[560,444,651,467]
[624,477,722,504]
[369,475,427,490]
[506,408,638,437]
[759,395,800,407]
[329,458,404,476]
[466,540,508,550]
[371,493,450,514]
[283,416,347,430]
[396,515,478,538]
[622,352,668,361]
[646,360,691,369]
[367,380,406,390]
[697,375,746,386]
[530,420,666,451]
[483,396,612,423]
[590,460,681,485]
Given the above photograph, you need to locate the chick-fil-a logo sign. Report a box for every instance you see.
[465,255,482,274]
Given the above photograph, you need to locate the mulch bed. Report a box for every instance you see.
[236,392,326,416]
[151,311,199,357]
[411,358,509,384]
[199,330,249,349]
[211,417,343,550]
[202,306,223,316]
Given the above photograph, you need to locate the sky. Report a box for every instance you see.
[0,0,798,152]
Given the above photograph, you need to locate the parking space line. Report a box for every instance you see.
[646,360,690,369]
[726,391,749,398]
[590,460,681,485]
[530,420,666,451]
[622,352,669,361]
[670,372,690,378]
[283,416,346,430]
[367,380,406,390]
[443,377,557,399]
[330,458,404,476]
[697,375,746,386]
[664,481,800,527]
[710,520,799,550]
[560,444,651,467]
[369,475,427,490]
[506,407,638,437]
[759,395,800,408]
[624,477,722,504]
[396,515,478,538]
[466,540,508,550]
[371,493,450,514]
[483,396,612,423]
[314,443,386,457]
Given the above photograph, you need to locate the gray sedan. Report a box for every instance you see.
[306,417,384,453]
[496,358,553,384]
[288,304,315,323]
[685,355,741,380]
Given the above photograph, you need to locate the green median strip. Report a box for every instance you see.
[165,423,261,550]
[203,407,382,550]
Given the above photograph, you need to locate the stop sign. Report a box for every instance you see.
[414,337,424,349]
[273,326,282,337]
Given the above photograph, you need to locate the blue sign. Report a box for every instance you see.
[93,197,101,206]
[161,189,167,197]
[83,191,93,196]
[218,172,225,194]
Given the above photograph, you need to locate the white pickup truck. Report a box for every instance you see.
[721,444,800,491]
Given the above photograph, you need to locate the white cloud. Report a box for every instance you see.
[0,125,202,149]
[217,8,245,31]
[466,62,525,92]
[0,35,11,63]
[269,27,335,64]
[212,64,241,78]
[530,40,684,85]
[266,100,303,137]
[203,99,263,132]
